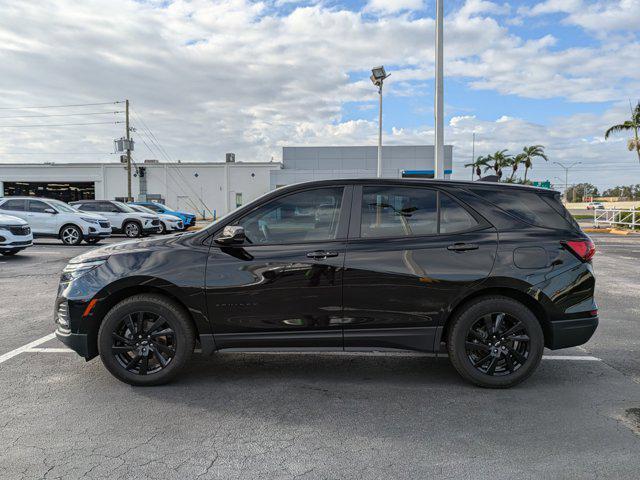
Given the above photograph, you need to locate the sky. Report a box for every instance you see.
[0,0,639,191]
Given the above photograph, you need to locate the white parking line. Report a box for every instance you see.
[542,355,601,361]
[0,333,56,364]
[26,347,73,353]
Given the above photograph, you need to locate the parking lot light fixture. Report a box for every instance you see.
[370,66,390,178]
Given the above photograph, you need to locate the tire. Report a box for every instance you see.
[123,221,141,238]
[85,238,101,245]
[158,222,166,234]
[1,250,18,256]
[97,294,196,386]
[60,224,83,246]
[447,296,544,388]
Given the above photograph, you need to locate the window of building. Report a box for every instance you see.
[235,193,243,208]
[235,187,343,244]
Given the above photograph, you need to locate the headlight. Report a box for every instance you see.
[61,259,107,281]
[81,217,99,224]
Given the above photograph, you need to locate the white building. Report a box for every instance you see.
[0,144,453,218]
[0,160,281,219]
[271,145,453,189]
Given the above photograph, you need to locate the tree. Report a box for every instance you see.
[465,155,491,180]
[565,183,599,203]
[605,101,640,163]
[483,150,513,179]
[516,145,549,181]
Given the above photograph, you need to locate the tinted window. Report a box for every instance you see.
[361,186,438,238]
[28,200,51,213]
[471,188,575,230]
[440,193,478,234]
[235,187,343,244]
[145,203,163,212]
[0,199,27,211]
[75,203,96,211]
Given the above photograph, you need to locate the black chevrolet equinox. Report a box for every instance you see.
[55,179,598,388]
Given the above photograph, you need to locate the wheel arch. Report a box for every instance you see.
[84,282,207,359]
[440,287,551,350]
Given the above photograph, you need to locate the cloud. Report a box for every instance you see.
[0,0,637,190]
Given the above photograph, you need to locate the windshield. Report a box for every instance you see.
[47,199,80,213]
[112,201,136,213]
[131,205,156,214]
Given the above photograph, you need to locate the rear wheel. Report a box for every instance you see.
[97,294,196,386]
[123,221,141,238]
[60,225,83,246]
[447,296,544,388]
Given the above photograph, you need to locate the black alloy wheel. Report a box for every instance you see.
[98,294,195,386]
[111,311,176,375]
[447,296,544,388]
[465,312,530,376]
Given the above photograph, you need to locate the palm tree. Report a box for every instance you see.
[605,101,640,163]
[518,145,549,181]
[465,155,490,180]
[483,150,513,179]
[509,153,524,181]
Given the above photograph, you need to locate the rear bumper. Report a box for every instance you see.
[55,328,90,359]
[547,316,598,350]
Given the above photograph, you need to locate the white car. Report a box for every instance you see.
[0,213,33,255]
[586,202,605,210]
[127,204,184,234]
[0,197,111,246]
[69,200,160,238]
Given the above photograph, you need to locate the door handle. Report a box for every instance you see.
[447,243,479,252]
[306,250,339,260]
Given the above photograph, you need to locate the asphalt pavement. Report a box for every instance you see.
[0,233,639,479]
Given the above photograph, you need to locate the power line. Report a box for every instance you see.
[0,101,124,110]
[3,152,115,155]
[0,111,124,119]
[0,121,124,128]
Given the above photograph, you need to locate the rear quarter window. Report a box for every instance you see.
[470,188,578,231]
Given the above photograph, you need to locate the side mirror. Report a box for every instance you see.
[215,225,245,245]
[44,208,57,214]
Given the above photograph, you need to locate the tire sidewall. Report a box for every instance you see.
[448,297,544,388]
[158,222,166,234]
[97,295,195,386]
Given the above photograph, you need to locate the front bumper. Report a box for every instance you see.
[56,328,90,359]
[0,239,33,250]
[547,316,599,350]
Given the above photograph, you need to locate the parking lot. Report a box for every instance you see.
[1,234,639,479]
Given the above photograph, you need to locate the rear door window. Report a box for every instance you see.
[440,193,478,234]
[470,188,577,230]
[0,199,27,211]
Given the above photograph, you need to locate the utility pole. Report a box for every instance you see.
[554,161,581,202]
[434,0,444,179]
[377,84,383,178]
[125,99,132,201]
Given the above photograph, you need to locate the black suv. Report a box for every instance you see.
[55,179,597,388]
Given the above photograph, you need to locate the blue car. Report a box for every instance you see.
[130,202,196,229]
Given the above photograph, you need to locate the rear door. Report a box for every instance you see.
[342,185,498,352]
[205,186,351,350]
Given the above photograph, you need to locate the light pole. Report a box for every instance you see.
[434,0,444,179]
[554,161,581,202]
[371,66,390,178]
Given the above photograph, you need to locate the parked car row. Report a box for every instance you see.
[0,196,196,251]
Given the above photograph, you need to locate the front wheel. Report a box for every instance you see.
[447,296,544,388]
[1,250,19,256]
[123,221,141,238]
[60,225,83,246]
[98,294,195,386]
[158,222,166,234]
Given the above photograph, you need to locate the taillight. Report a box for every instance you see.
[564,239,596,262]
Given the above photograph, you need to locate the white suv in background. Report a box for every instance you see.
[127,204,184,234]
[0,213,33,255]
[70,200,160,238]
[0,197,111,246]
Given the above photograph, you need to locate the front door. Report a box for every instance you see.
[26,199,57,234]
[342,185,498,352]
[205,186,351,350]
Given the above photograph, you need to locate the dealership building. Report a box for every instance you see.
[0,145,453,217]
